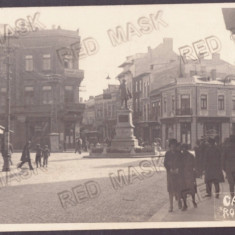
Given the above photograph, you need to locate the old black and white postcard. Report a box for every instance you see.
[0,2,235,231]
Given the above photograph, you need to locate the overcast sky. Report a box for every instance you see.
[1,3,235,100]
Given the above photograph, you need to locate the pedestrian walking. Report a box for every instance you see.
[179,144,197,211]
[164,139,182,212]
[75,137,82,154]
[17,140,34,170]
[222,135,235,198]
[204,138,224,198]
[43,145,50,167]
[35,144,43,168]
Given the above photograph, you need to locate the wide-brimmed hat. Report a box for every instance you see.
[169,138,177,147]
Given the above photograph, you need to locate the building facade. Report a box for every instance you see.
[91,85,120,141]
[0,29,85,150]
[151,75,235,149]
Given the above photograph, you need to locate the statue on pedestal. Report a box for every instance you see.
[119,79,132,109]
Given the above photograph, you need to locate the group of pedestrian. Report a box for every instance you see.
[35,143,50,168]
[165,135,235,213]
[17,141,50,170]
[164,139,197,212]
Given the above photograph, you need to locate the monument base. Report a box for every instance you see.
[110,108,139,151]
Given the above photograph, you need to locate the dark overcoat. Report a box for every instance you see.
[222,145,235,185]
[21,144,30,162]
[164,150,182,195]
[180,151,196,194]
[204,145,224,183]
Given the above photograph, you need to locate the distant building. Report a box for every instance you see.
[88,84,120,141]
[117,38,180,143]
[82,96,96,130]
[0,29,85,150]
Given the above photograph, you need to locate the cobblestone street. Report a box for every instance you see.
[0,152,168,223]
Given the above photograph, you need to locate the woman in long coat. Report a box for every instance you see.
[222,135,235,198]
[164,139,182,212]
[179,144,197,211]
[204,138,224,198]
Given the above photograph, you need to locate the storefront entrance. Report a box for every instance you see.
[204,122,221,140]
[180,122,191,145]
[64,122,75,149]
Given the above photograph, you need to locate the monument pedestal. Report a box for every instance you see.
[111,109,139,150]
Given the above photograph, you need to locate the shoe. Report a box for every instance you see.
[168,207,173,212]
[216,194,219,199]
[30,168,34,170]
[182,205,187,211]
[205,194,212,198]
[193,202,197,208]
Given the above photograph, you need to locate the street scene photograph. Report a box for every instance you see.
[1,2,235,231]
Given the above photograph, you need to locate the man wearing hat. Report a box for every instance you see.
[204,138,224,198]
[43,145,50,167]
[17,140,33,170]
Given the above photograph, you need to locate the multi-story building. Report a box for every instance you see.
[151,73,235,149]
[82,96,96,130]
[92,84,120,140]
[117,38,179,143]
[0,28,85,150]
[150,51,235,148]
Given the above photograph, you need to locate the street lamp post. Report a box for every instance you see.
[2,32,14,171]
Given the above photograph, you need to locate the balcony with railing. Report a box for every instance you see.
[64,68,84,79]
[175,108,193,116]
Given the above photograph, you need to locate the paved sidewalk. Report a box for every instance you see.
[0,152,168,223]
[149,181,229,222]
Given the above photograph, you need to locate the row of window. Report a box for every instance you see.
[96,104,116,118]
[25,54,75,72]
[134,80,150,97]
[25,54,51,71]
[151,94,234,116]
[0,86,74,106]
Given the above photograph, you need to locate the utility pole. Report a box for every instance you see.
[2,30,12,171]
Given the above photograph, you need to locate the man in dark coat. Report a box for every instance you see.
[179,144,197,211]
[204,138,224,198]
[164,139,182,212]
[43,145,50,167]
[222,135,235,198]
[119,79,132,109]
[17,140,34,170]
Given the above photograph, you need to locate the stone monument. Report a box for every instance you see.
[110,79,139,150]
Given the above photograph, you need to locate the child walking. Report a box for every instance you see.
[43,145,50,167]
